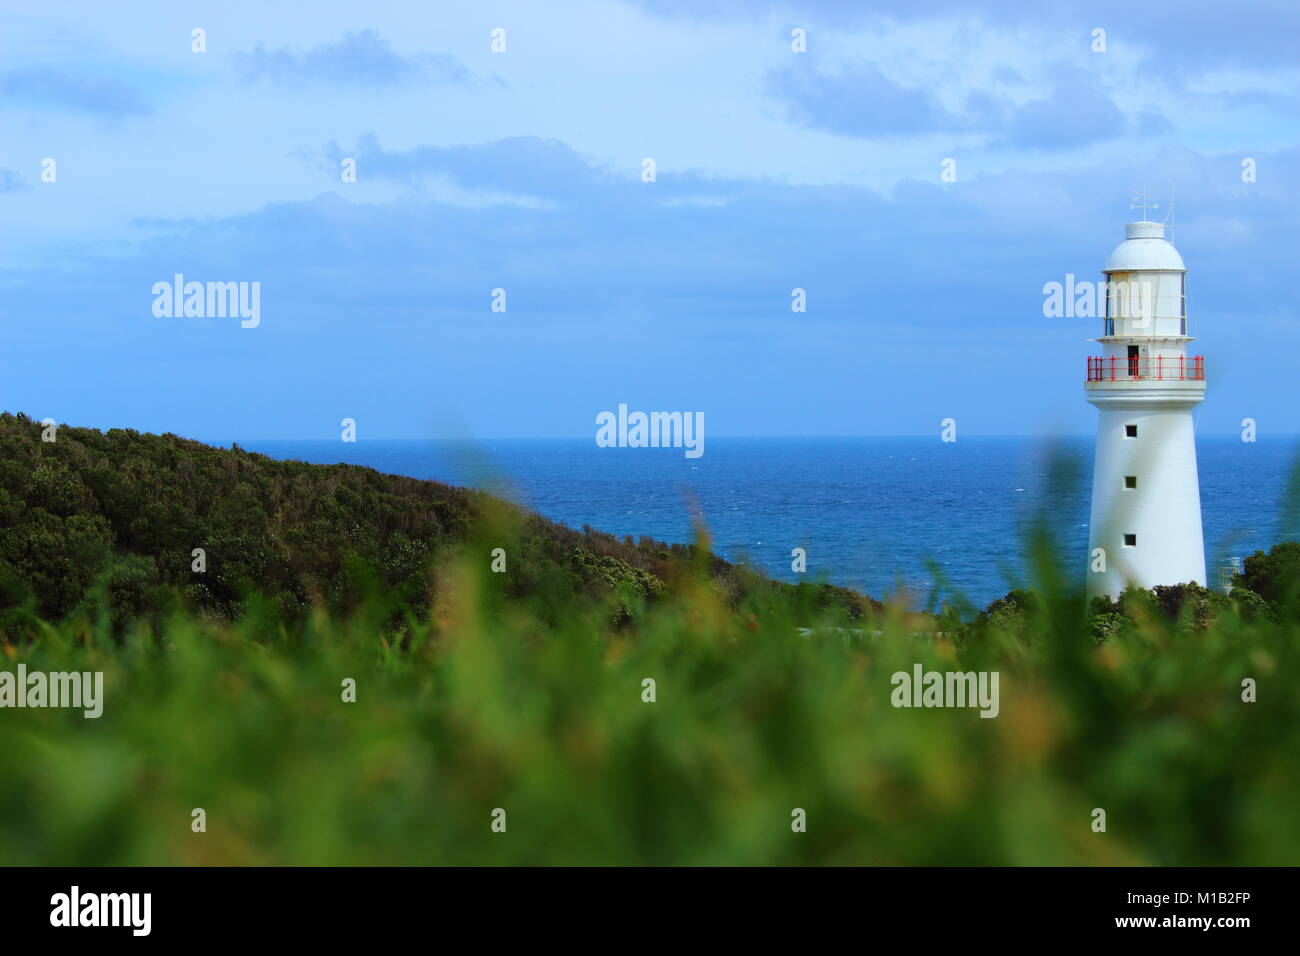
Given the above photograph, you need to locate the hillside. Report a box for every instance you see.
[0,412,877,634]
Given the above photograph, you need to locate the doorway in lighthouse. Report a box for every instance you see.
[1127,345,1140,378]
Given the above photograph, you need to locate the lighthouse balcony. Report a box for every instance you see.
[1086,355,1204,384]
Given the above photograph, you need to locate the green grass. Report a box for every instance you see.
[2,544,1297,866]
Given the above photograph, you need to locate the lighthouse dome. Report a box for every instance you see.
[1104,221,1185,273]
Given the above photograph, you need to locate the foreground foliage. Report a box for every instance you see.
[2,542,1297,865]
[1,414,1297,865]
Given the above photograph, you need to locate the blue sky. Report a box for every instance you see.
[1,0,1297,440]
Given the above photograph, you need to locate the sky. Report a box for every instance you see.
[1,0,1297,440]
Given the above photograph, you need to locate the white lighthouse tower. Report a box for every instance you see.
[1085,194,1207,597]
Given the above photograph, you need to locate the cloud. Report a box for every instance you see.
[25,138,1300,333]
[232,30,473,88]
[1001,71,1171,150]
[4,129,1297,439]
[0,169,23,192]
[767,64,970,138]
[0,68,147,116]
[317,135,751,207]
[768,62,1169,150]
[630,0,1300,71]
[322,135,601,194]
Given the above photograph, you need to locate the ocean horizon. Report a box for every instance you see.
[222,436,1300,607]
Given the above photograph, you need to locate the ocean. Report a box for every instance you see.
[230,436,1298,608]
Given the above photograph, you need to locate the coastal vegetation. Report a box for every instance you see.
[1,411,1296,865]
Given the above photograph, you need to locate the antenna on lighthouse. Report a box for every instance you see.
[1164,183,1176,241]
[1130,185,1158,221]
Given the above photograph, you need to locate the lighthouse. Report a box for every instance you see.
[1085,198,1207,597]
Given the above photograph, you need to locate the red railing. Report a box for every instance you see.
[1086,355,1204,382]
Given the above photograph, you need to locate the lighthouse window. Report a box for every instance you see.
[1125,424,1138,438]
[1124,475,1137,489]
[1123,534,1137,547]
